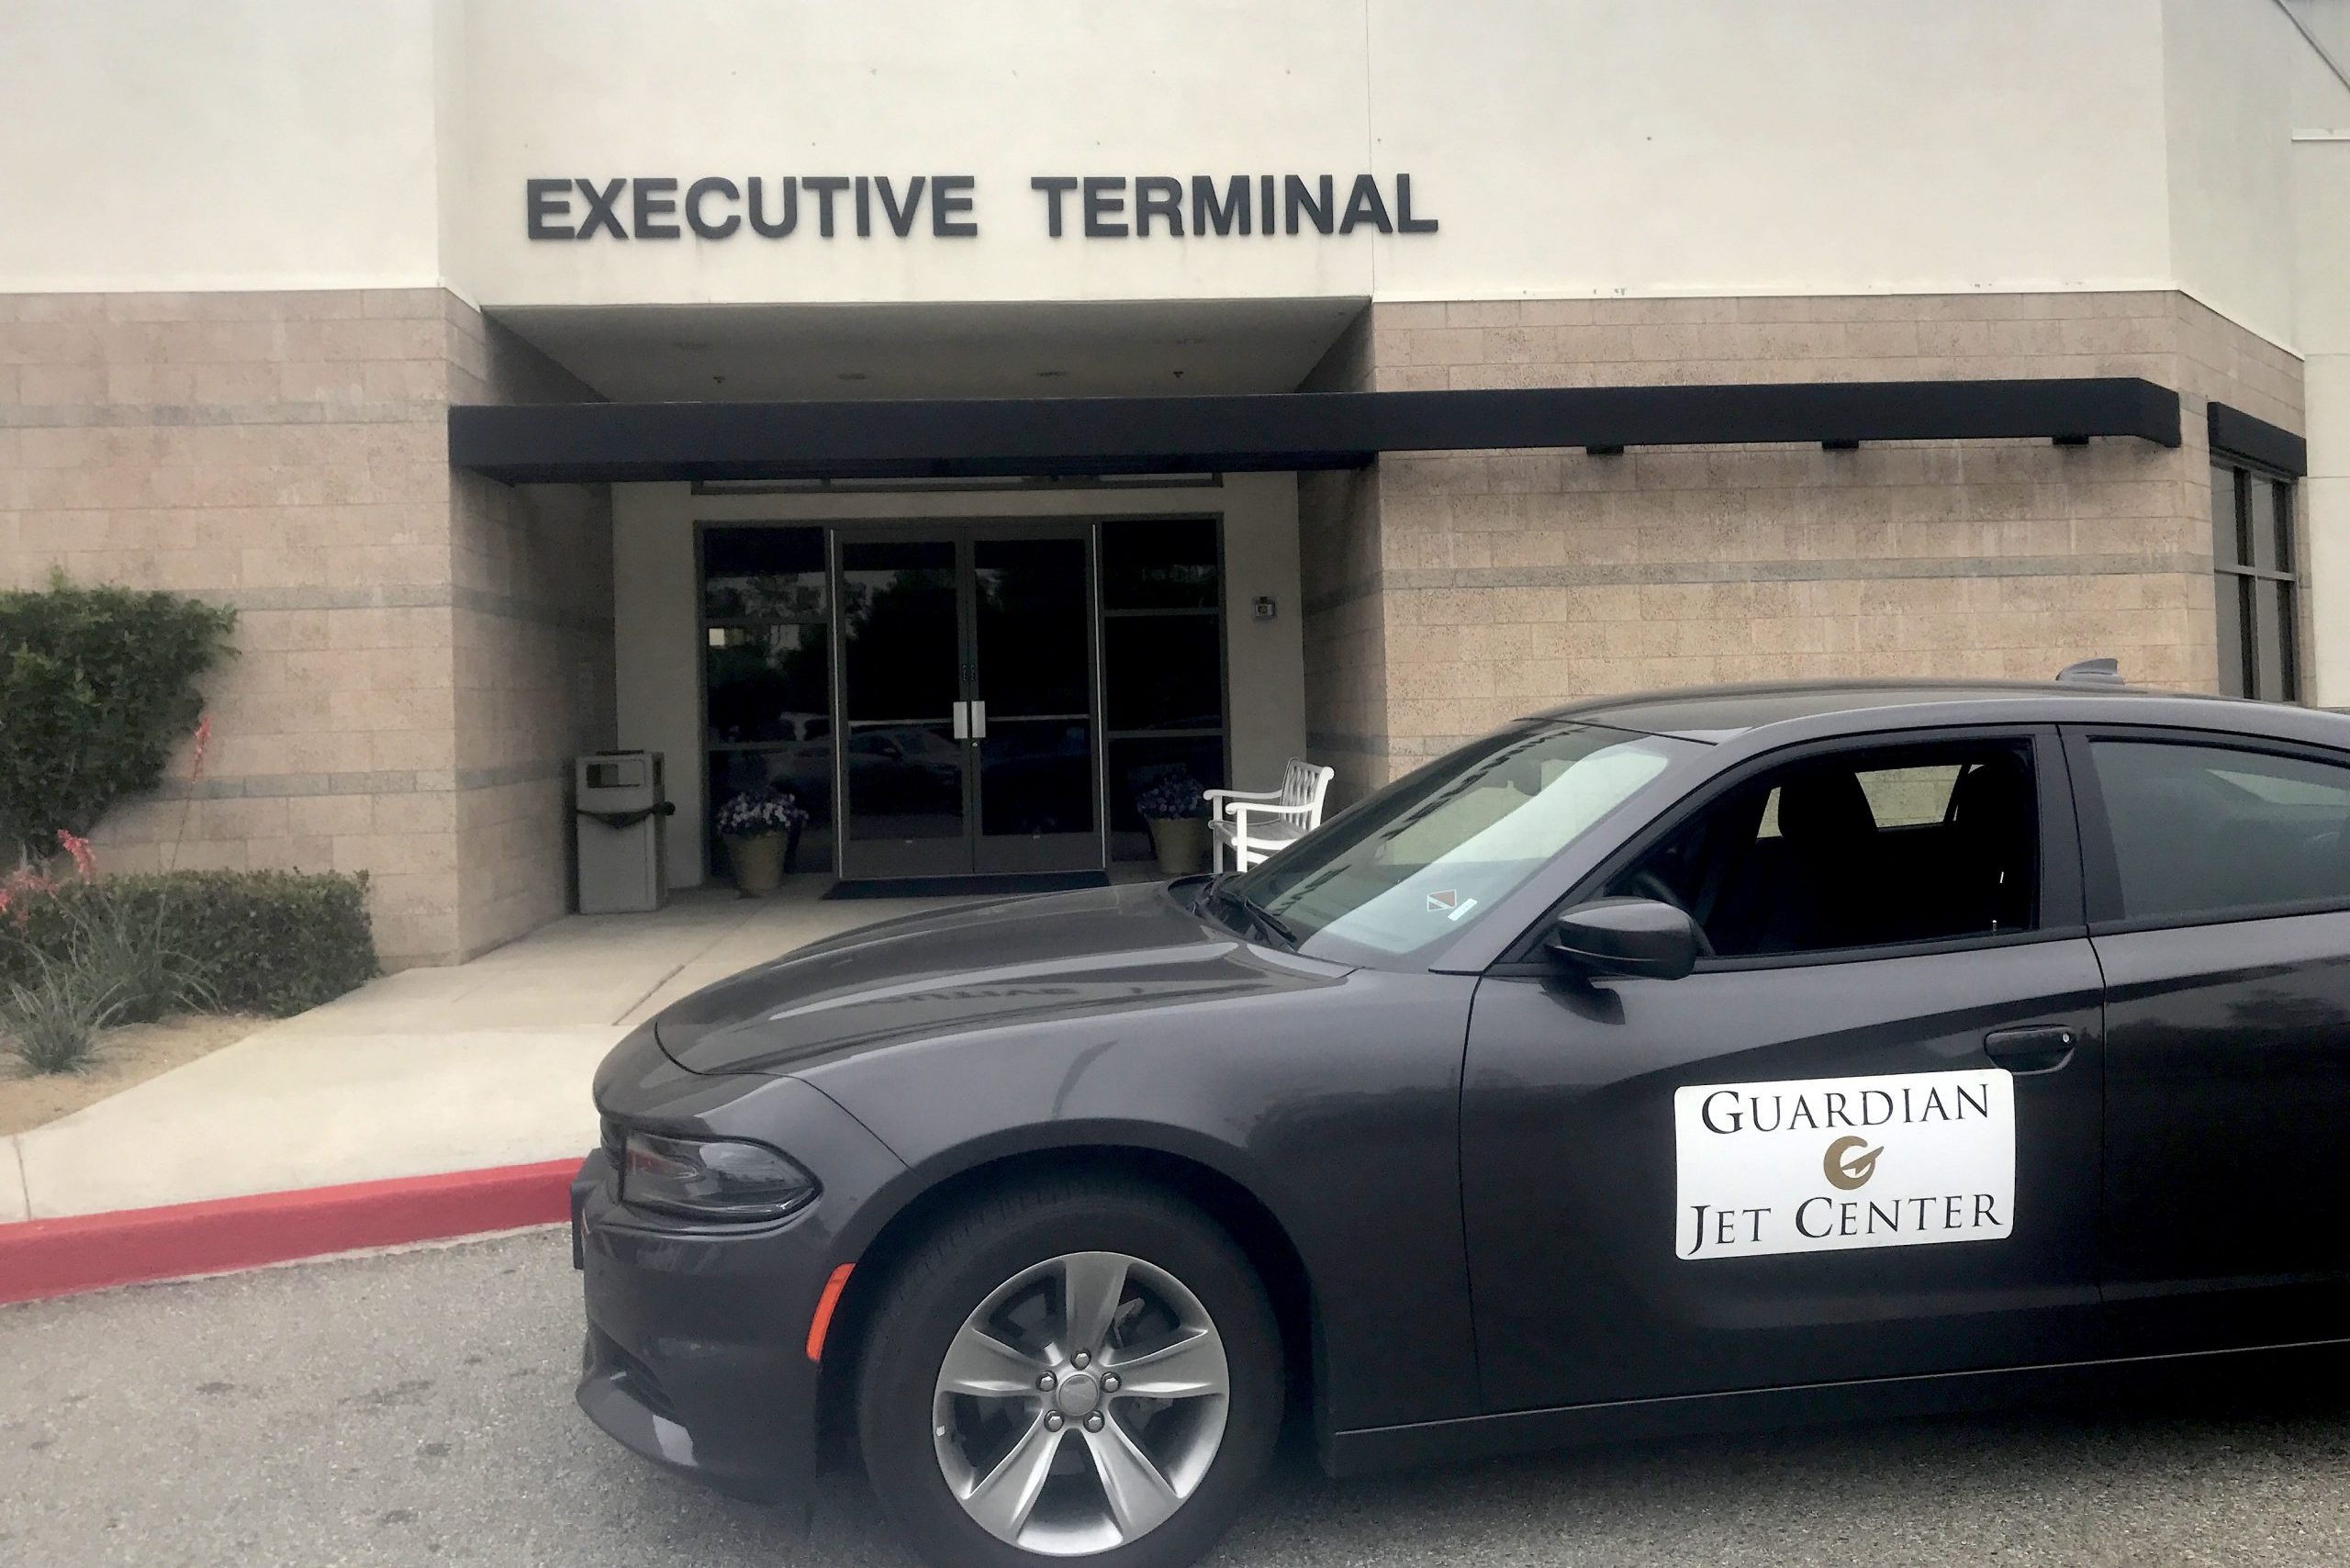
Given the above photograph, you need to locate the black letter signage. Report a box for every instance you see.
[526,178,573,240]
[686,176,740,239]
[525,171,1435,244]
[933,175,978,238]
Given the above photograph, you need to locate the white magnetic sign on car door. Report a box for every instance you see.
[1673,1069,2014,1260]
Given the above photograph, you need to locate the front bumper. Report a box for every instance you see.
[574,1148,823,1502]
[571,1050,909,1506]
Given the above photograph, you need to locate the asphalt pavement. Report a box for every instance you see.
[8,1229,2350,1566]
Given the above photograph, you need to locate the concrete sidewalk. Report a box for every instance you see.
[0,878,981,1225]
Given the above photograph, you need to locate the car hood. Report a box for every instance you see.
[653,880,1340,1077]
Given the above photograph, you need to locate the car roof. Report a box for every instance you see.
[1528,678,2339,745]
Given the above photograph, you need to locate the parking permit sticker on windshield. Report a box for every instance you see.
[1426,890,1477,920]
[1673,1069,2014,1260]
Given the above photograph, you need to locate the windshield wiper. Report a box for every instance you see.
[1238,893,1298,950]
[1200,873,1297,950]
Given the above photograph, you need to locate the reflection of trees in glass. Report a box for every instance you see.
[708,576,827,622]
[706,624,829,744]
[843,566,957,715]
[1103,521,1218,610]
[1125,562,1215,606]
[975,542,1089,715]
[703,527,827,622]
[1105,618,1221,731]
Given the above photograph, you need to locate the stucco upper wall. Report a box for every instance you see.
[2162,0,2301,350]
[2289,8,2350,359]
[0,0,442,291]
[452,0,1379,306]
[1367,0,2172,305]
[452,0,2180,309]
[0,0,2319,346]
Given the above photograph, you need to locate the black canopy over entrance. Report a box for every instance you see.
[448,376,2185,484]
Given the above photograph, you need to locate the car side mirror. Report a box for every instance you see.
[1546,898,1700,981]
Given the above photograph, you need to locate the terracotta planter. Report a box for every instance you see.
[1145,816,1210,877]
[723,831,789,895]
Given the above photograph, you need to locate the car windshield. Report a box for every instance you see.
[1228,721,1692,963]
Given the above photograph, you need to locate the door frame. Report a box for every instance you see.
[828,519,1108,881]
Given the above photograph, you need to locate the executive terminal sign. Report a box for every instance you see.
[523,174,1438,242]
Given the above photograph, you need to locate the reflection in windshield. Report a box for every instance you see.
[1235,722,1690,962]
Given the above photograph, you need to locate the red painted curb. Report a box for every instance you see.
[0,1158,580,1305]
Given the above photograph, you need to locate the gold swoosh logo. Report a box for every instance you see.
[1823,1136,1883,1191]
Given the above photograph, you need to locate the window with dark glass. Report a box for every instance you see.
[701,526,834,869]
[2211,461,2300,701]
[1610,742,2041,958]
[2088,740,2350,924]
[1099,519,1228,851]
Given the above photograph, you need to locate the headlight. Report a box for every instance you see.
[618,1129,818,1222]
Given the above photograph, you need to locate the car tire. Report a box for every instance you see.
[856,1181,1283,1568]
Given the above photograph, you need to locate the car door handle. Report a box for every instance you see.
[1983,1025,2077,1074]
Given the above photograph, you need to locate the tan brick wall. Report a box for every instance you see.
[1364,292,2186,394]
[1304,291,2305,790]
[0,288,614,967]
[1297,313,1386,807]
[445,303,614,958]
[1299,466,1388,806]
[449,471,615,956]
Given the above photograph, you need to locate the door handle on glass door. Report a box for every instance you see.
[969,700,987,739]
[1983,1025,2076,1074]
[950,702,969,741]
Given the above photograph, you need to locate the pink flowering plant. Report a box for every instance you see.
[0,832,133,1072]
[0,763,216,1075]
[0,698,377,1076]
[0,861,58,929]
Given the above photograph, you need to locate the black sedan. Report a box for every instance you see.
[574,677,2350,1568]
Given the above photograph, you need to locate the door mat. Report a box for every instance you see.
[822,871,1111,900]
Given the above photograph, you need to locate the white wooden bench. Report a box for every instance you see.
[1206,759,1335,872]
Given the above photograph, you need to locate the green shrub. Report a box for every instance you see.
[0,574,236,860]
[1,871,378,1021]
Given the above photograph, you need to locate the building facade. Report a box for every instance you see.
[4,0,2348,965]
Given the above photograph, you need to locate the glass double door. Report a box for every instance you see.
[834,526,1101,879]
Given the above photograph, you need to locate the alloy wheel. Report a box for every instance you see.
[930,1249,1232,1556]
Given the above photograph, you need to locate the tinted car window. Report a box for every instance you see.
[1237,722,1695,963]
[1756,764,1964,837]
[2089,740,2350,923]
[1615,741,2039,958]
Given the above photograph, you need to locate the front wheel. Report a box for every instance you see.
[856,1183,1283,1568]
